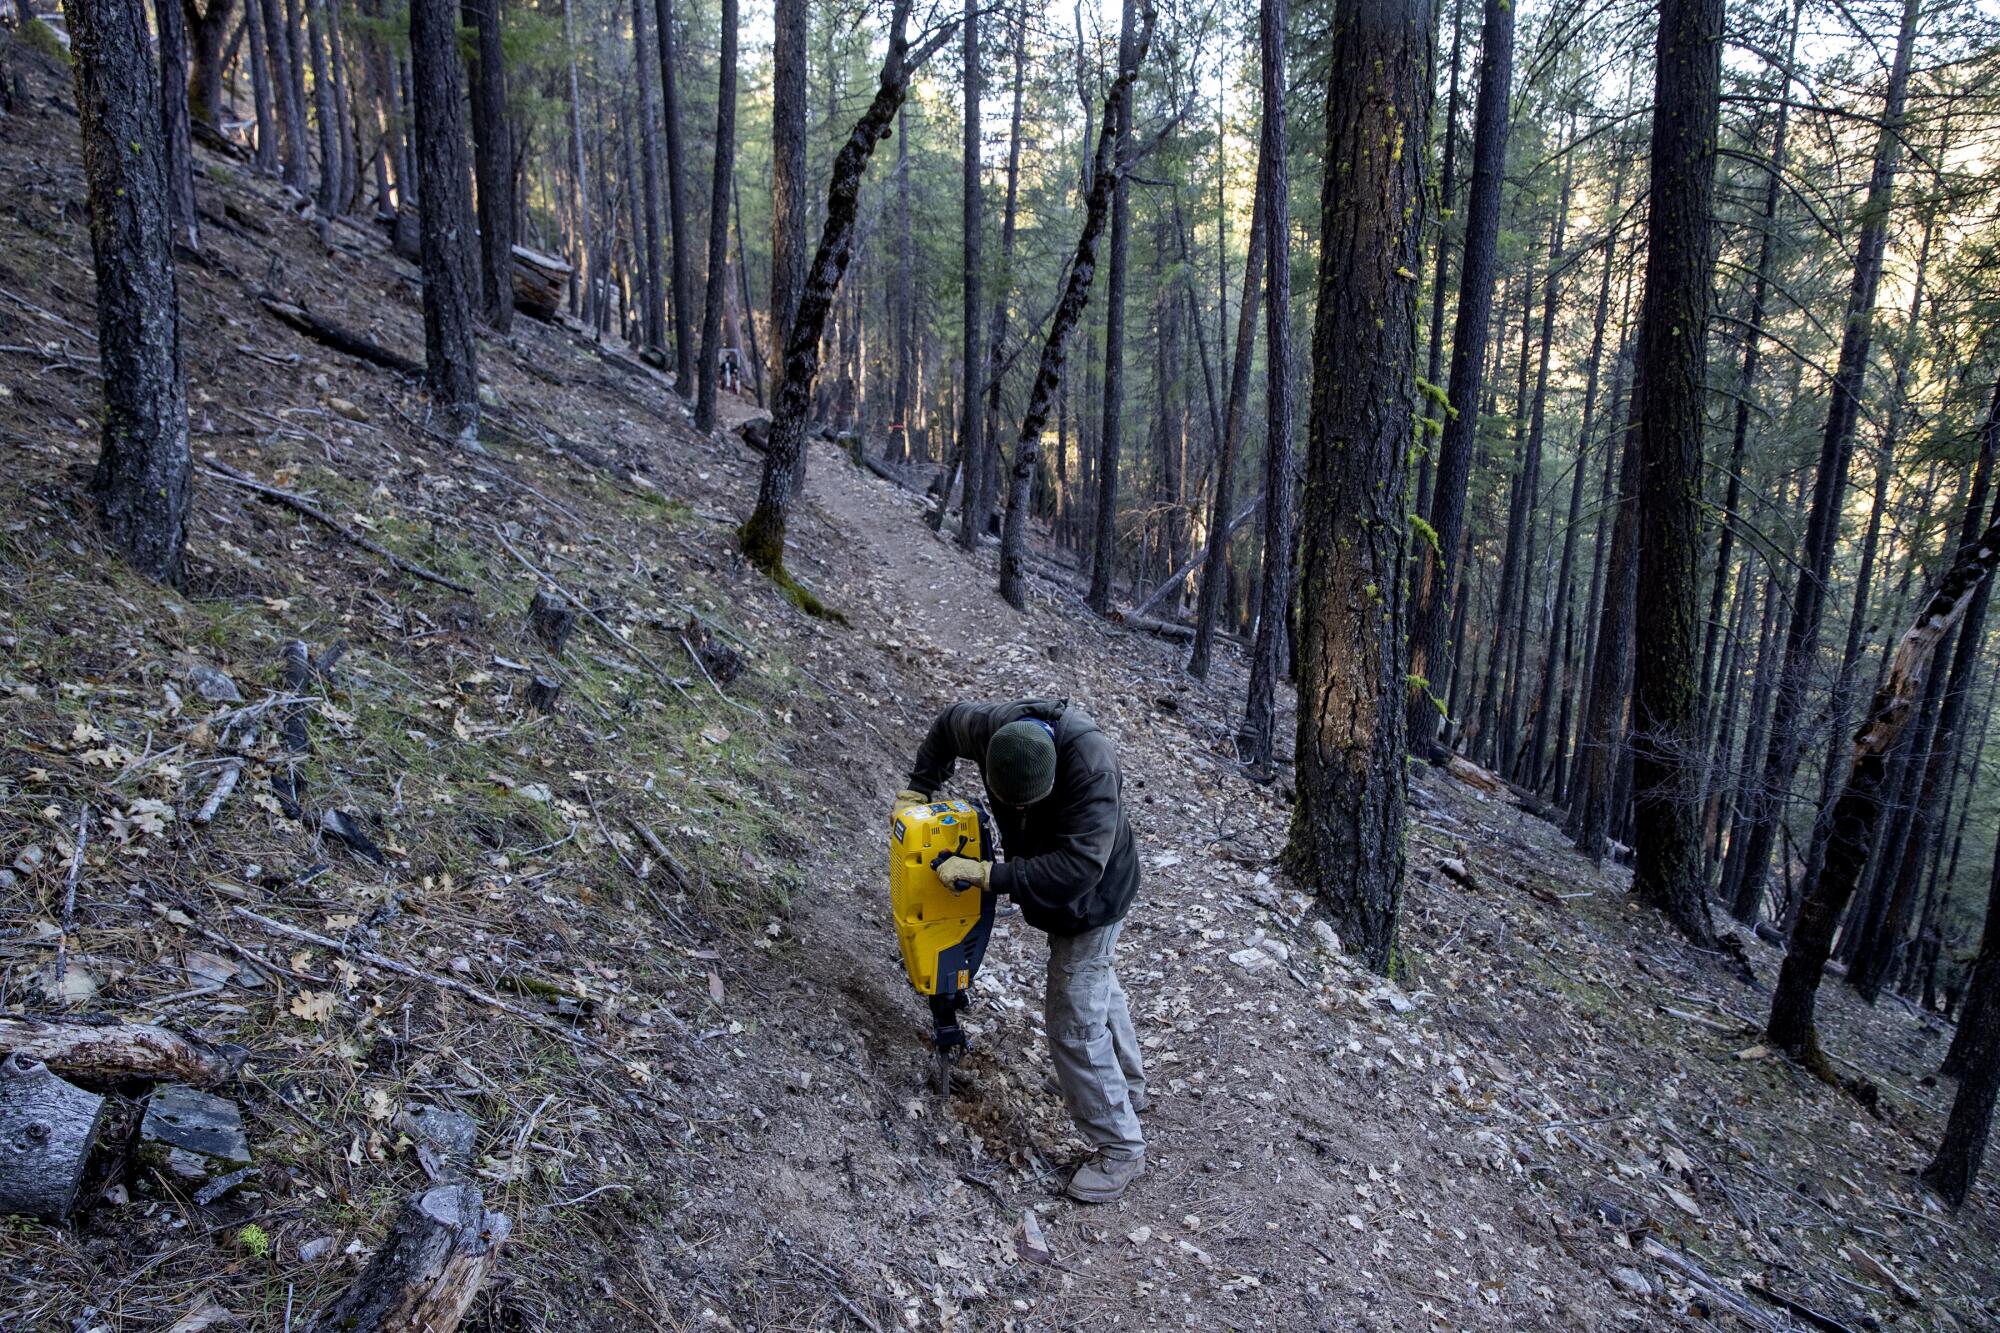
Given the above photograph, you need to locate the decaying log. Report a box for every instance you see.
[510,245,572,323]
[0,1015,244,1088]
[528,588,577,655]
[259,296,424,376]
[304,1185,510,1333]
[0,1053,107,1221]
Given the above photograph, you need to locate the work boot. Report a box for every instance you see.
[1066,1151,1144,1204]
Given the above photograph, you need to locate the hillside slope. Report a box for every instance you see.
[2,55,1997,1332]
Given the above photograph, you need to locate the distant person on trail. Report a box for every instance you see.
[893,698,1148,1203]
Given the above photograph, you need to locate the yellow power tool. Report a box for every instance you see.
[889,799,995,1095]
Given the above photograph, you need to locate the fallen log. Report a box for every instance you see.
[0,1015,243,1088]
[0,1053,107,1221]
[510,245,573,323]
[1130,491,1264,620]
[304,1185,510,1333]
[259,296,423,376]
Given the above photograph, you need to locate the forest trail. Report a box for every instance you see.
[639,439,2000,1330]
[2,43,1997,1330]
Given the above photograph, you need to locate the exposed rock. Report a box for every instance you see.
[187,664,244,704]
[1611,1267,1652,1299]
[140,1084,251,1183]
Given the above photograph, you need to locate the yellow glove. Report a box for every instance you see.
[935,855,992,893]
[892,789,929,816]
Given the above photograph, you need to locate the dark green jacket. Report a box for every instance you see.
[908,698,1140,937]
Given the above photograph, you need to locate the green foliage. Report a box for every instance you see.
[236,1224,272,1259]
[17,18,70,66]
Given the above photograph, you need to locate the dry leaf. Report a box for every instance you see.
[289,989,337,1023]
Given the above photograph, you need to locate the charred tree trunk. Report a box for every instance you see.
[409,0,480,439]
[261,0,307,187]
[983,4,1028,534]
[770,0,809,485]
[1415,0,1463,521]
[1767,505,2000,1076]
[71,0,194,583]
[305,0,337,229]
[955,0,985,552]
[244,0,278,171]
[1924,879,2000,1207]
[1628,0,1723,946]
[652,0,693,392]
[1405,0,1512,756]
[692,0,735,433]
[1239,0,1295,782]
[1085,0,1138,612]
[996,9,1155,610]
[157,0,199,250]
[1284,0,1430,972]
[628,0,664,352]
[890,102,914,462]
[464,0,514,331]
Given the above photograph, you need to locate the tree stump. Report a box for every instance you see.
[525,674,562,714]
[305,1185,510,1333]
[0,1053,108,1221]
[528,589,577,656]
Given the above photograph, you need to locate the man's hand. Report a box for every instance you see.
[892,789,929,816]
[935,855,992,893]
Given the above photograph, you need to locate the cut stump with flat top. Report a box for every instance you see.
[306,1184,510,1333]
[0,1052,108,1221]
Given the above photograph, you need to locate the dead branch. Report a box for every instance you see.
[0,1015,244,1088]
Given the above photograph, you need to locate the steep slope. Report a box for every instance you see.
[2,52,1997,1332]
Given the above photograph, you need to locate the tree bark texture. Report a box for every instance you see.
[409,0,481,437]
[70,0,194,584]
[652,0,694,391]
[1628,0,1723,946]
[1283,0,1431,973]
[1085,0,1138,613]
[770,0,808,479]
[0,1055,106,1223]
[628,0,665,351]
[464,0,515,331]
[305,1185,510,1333]
[157,0,199,249]
[955,0,985,552]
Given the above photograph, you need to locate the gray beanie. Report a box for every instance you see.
[986,720,1058,805]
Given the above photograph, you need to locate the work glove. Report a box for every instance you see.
[892,789,929,816]
[934,855,992,893]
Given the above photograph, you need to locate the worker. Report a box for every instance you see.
[893,698,1148,1204]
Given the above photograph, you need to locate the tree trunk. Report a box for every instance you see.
[409,0,480,438]
[244,0,278,171]
[692,0,734,432]
[955,0,985,551]
[996,7,1155,610]
[71,0,194,584]
[1767,503,2000,1076]
[1085,0,1138,612]
[1187,154,1268,679]
[982,4,1028,536]
[770,0,809,485]
[1405,0,1512,756]
[1923,875,2000,1207]
[890,101,914,461]
[1415,0,1464,521]
[1725,0,1922,924]
[1628,0,1723,946]
[1570,404,1640,859]
[1850,380,1997,999]
[464,0,514,331]
[157,0,200,250]
[1239,0,1294,781]
[628,0,664,351]
[261,0,306,187]
[652,0,694,391]
[183,0,237,130]
[305,0,337,229]
[738,1,952,605]
[1284,0,1429,972]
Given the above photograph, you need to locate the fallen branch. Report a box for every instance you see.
[232,908,620,1060]
[260,296,423,376]
[54,805,86,1005]
[193,757,244,825]
[200,460,476,595]
[1641,1238,1782,1331]
[1745,1280,1863,1333]
[0,1015,243,1088]
[491,528,697,705]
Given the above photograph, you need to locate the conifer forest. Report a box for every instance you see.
[3,0,2000,1322]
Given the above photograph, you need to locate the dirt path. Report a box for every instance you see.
[632,444,1633,1331]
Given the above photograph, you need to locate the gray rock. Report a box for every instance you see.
[187,664,243,703]
[297,1235,336,1263]
[1611,1267,1652,1299]
[139,1085,250,1182]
